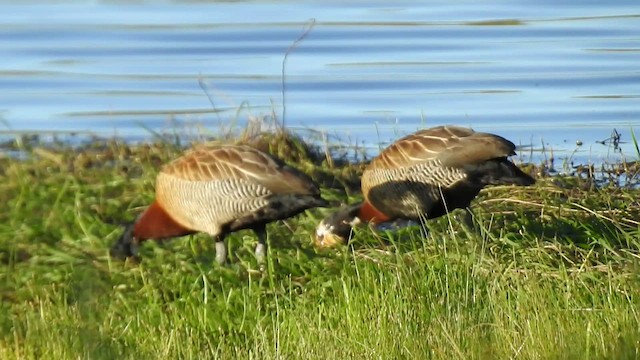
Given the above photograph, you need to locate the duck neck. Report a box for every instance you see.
[133,200,194,240]
[357,201,392,224]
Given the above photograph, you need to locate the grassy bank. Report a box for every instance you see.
[0,133,639,359]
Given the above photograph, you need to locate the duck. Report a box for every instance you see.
[110,143,329,264]
[315,125,535,247]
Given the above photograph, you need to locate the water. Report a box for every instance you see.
[1,0,639,165]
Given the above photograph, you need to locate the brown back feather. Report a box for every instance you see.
[369,125,516,170]
[161,144,320,196]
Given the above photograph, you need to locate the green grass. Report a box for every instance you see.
[1,138,639,359]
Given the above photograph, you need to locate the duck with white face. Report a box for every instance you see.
[314,202,363,247]
[314,201,420,247]
[110,144,329,265]
[314,125,536,248]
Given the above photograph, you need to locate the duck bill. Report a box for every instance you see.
[314,232,347,248]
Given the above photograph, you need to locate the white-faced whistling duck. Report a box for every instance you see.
[110,144,328,264]
[315,125,535,247]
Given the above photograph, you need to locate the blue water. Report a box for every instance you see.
[1,0,639,165]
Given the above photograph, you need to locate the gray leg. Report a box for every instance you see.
[254,225,267,266]
[462,207,475,232]
[215,239,227,265]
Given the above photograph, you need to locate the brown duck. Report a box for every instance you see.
[110,144,329,264]
[315,125,535,247]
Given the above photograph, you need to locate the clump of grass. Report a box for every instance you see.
[0,126,639,359]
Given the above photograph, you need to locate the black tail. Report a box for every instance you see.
[109,223,138,260]
[473,159,536,186]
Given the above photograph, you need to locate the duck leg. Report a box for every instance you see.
[254,224,267,265]
[461,207,476,232]
[215,236,227,265]
[443,207,476,237]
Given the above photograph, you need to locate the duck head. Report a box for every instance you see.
[314,202,363,248]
